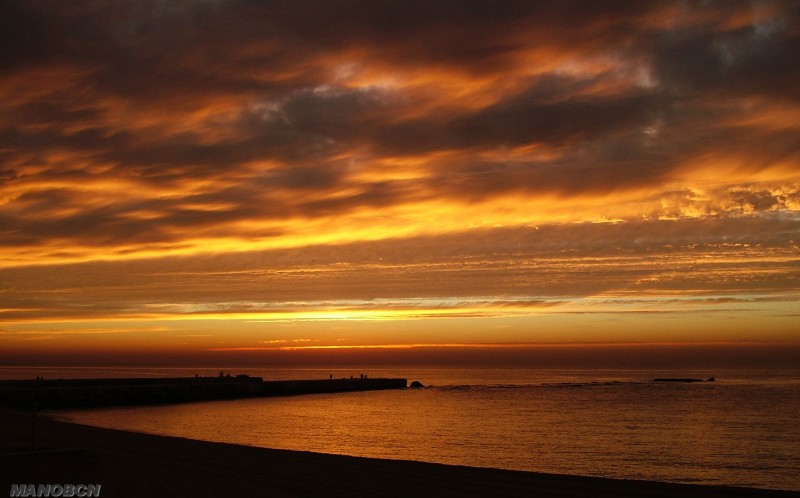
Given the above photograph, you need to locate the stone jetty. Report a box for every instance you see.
[0,375,408,410]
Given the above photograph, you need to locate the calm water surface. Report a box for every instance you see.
[28,367,800,491]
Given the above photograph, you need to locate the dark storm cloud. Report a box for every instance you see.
[649,6,800,102]
[369,79,661,156]
[0,0,798,259]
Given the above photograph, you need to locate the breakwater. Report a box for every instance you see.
[0,375,408,409]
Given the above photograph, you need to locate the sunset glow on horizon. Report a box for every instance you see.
[1,1,799,365]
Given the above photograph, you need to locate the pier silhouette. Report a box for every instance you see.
[0,375,408,409]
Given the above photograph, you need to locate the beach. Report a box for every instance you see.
[2,408,796,498]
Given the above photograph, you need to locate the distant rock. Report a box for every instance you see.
[409,381,423,388]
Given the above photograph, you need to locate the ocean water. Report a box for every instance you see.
[29,366,800,491]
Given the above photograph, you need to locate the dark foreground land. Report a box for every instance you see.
[1,408,797,498]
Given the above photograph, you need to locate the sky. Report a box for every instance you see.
[1,1,799,366]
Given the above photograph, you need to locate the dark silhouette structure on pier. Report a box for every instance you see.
[0,376,408,410]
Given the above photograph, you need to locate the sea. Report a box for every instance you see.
[5,365,799,492]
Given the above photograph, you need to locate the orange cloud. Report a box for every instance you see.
[1,1,798,359]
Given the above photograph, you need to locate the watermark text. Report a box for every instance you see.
[9,484,101,497]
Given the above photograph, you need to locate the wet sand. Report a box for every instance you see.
[1,408,796,498]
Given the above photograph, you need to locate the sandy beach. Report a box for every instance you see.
[1,408,796,498]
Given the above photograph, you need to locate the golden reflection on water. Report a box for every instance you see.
[57,369,800,491]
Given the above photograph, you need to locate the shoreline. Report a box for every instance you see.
[2,408,797,497]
